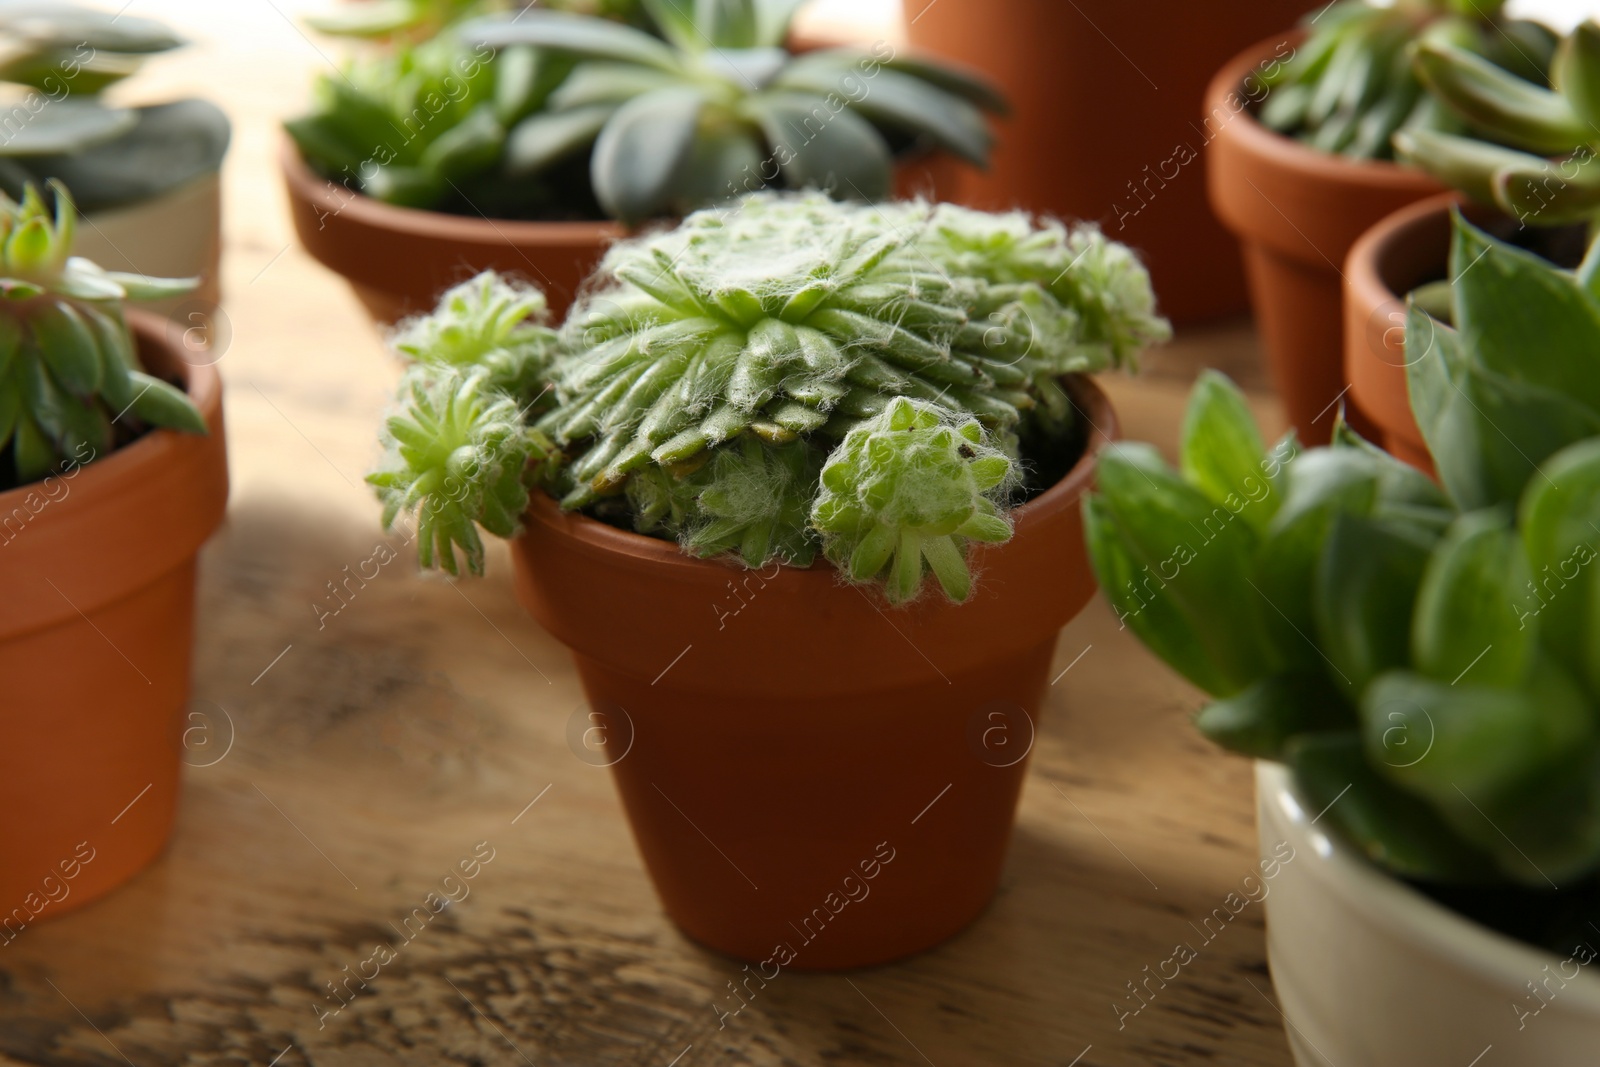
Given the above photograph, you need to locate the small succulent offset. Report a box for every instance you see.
[371,192,1170,599]
[0,181,204,489]
[1257,0,1551,161]
[0,3,230,213]
[1397,19,1600,231]
[1086,212,1600,900]
[465,0,1005,223]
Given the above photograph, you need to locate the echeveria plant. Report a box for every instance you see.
[1397,19,1600,231]
[370,192,1170,600]
[464,0,1004,222]
[289,0,1004,223]
[0,2,230,213]
[0,182,205,489]
[1257,0,1551,161]
[1086,211,1600,891]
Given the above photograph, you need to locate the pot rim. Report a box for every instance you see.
[278,137,629,244]
[521,373,1118,580]
[0,310,220,514]
[1205,32,1445,195]
[1257,760,1600,1003]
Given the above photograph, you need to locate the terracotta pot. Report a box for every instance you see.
[281,140,625,325]
[1258,762,1600,1065]
[1344,192,1482,474]
[907,0,1305,324]
[283,139,967,327]
[510,378,1116,969]
[0,312,228,932]
[1208,35,1445,446]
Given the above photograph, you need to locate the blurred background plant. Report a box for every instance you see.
[369,192,1169,599]
[1257,0,1553,161]
[1085,211,1600,947]
[0,1,229,214]
[1397,17,1600,244]
[0,180,204,489]
[287,0,1003,223]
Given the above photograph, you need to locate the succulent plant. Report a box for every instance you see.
[0,181,205,489]
[1396,19,1600,231]
[1086,212,1600,894]
[0,3,229,213]
[370,193,1169,598]
[812,398,1014,603]
[464,0,1004,223]
[1257,0,1551,162]
[292,0,1003,221]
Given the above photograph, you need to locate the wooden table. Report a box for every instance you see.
[0,10,1298,1066]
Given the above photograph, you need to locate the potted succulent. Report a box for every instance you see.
[1207,0,1550,445]
[0,182,226,929]
[1087,213,1600,1064]
[906,0,1306,324]
[0,3,231,316]
[369,192,1170,967]
[283,0,1003,324]
[1347,19,1600,469]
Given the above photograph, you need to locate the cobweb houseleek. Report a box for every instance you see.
[0,180,203,487]
[812,398,1014,603]
[371,193,1170,600]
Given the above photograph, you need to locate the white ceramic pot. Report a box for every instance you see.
[1257,761,1600,1066]
[70,171,222,319]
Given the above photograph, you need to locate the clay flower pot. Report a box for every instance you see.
[1344,191,1476,473]
[510,377,1116,970]
[0,312,228,929]
[1257,762,1600,1065]
[281,140,625,325]
[1208,35,1444,445]
[907,0,1305,324]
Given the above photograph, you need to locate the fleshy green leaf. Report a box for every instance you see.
[590,86,706,223]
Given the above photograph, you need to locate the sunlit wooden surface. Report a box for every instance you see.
[0,8,1298,1066]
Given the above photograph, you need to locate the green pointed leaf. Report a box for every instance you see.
[1406,303,1600,511]
[127,370,206,434]
[1451,213,1600,413]
[1084,442,1280,696]
[103,271,198,302]
[1518,437,1600,695]
[30,302,102,396]
[1412,509,1534,688]
[1179,369,1276,532]
[1314,511,1435,695]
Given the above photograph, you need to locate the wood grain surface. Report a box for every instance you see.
[0,9,1298,1065]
